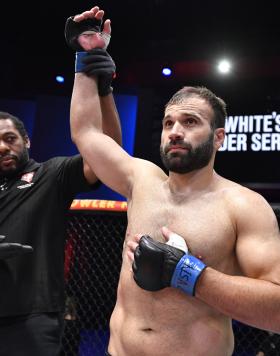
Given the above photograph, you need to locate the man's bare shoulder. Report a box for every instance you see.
[216,174,276,228]
[219,177,268,206]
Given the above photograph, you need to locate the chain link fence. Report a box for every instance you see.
[61,201,280,356]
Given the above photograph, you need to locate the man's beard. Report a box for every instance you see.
[160,131,214,174]
[0,148,29,178]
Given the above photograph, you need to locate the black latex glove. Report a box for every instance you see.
[77,48,116,96]
[0,235,33,260]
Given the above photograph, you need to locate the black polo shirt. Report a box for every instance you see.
[0,155,96,317]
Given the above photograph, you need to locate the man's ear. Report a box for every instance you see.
[214,128,225,150]
[24,136,31,149]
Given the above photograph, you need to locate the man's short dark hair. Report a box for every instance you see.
[0,111,28,139]
[165,86,227,129]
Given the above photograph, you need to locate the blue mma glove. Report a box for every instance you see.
[0,235,33,260]
[133,235,206,296]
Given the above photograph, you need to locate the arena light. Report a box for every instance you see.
[217,59,231,74]
[56,75,65,83]
[162,67,172,76]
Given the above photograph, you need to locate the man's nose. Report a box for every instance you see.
[168,122,184,141]
[0,141,9,153]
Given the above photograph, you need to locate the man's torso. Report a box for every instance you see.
[109,166,245,355]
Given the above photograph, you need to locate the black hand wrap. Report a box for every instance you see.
[0,235,33,260]
[76,48,116,96]
[64,16,102,51]
[133,235,206,295]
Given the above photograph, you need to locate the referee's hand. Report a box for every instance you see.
[0,235,33,260]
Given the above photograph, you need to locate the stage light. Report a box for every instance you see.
[162,67,172,76]
[56,75,65,83]
[217,59,231,74]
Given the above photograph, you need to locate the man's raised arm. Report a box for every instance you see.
[66,6,135,197]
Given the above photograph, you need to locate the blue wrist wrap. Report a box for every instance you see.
[75,52,88,72]
[171,254,206,296]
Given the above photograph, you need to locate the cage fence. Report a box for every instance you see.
[61,200,280,356]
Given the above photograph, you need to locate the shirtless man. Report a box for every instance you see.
[69,6,280,355]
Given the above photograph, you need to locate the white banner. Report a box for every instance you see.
[219,112,280,152]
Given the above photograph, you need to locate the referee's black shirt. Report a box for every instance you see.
[0,155,96,317]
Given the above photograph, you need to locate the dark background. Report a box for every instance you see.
[0,1,279,96]
[0,0,279,200]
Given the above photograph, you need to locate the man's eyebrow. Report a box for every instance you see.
[162,115,171,121]
[3,131,17,136]
[163,112,202,121]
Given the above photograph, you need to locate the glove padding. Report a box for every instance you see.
[133,235,206,296]
[76,48,116,96]
[64,16,102,51]
[0,235,33,260]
